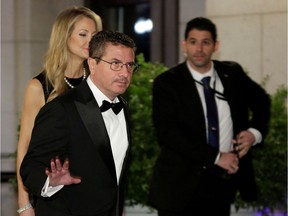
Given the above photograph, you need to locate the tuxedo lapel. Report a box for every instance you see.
[74,82,117,182]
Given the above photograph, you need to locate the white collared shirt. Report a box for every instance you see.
[87,76,128,183]
[187,62,234,153]
[186,62,262,161]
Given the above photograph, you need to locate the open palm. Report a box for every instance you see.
[45,157,81,187]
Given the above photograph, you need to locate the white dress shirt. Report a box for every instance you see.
[186,62,262,162]
[187,62,234,153]
[87,76,128,183]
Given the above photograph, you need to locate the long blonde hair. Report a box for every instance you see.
[44,6,102,102]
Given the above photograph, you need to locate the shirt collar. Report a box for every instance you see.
[186,61,215,83]
[86,76,119,107]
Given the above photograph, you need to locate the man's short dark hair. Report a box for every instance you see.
[184,17,217,42]
[89,30,136,59]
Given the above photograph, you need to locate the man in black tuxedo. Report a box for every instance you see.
[20,30,138,216]
[148,17,270,216]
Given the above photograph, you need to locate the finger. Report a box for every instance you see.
[55,158,63,171]
[63,159,70,170]
[229,165,238,174]
[50,159,56,172]
[234,157,239,164]
[71,176,82,184]
[236,143,247,152]
[45,167,51,176]
[238,148,249,158]
[235,144,241,152]
[236,131,246,143]
[227,167,235,174]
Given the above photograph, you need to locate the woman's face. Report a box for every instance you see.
[68,17,97,62]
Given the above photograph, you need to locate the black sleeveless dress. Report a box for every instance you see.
[34,71,84,102]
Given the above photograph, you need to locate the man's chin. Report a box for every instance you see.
[114,87,128,95]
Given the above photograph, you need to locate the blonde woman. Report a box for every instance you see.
[16,6,102,215]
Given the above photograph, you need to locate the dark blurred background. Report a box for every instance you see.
[85,0,179,67]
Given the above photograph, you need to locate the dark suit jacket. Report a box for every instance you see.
[148,60,270,211]
[20,81,132,216]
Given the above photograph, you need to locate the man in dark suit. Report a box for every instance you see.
[20,30,138,216]
[148,17,270,216]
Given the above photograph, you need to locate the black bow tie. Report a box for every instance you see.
[100,100,123,115]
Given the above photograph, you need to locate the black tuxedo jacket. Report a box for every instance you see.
[20,81,132,216]
[148,60,270,211]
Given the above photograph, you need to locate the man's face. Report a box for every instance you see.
[182,29,219,73]
[88,43,135,100]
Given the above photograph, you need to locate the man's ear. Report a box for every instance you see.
[181,40,187,57]
[214,40,220,52]
[87,58,95,74]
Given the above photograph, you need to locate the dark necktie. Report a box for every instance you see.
[201,77,219,149]
[100,100,123,115]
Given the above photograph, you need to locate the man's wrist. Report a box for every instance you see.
[248,128,262,145]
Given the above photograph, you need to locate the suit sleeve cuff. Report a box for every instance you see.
[248,128,262,145]
[41,177,64,197]
[214,152,221,164]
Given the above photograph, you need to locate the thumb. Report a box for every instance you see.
[70,176,81,184]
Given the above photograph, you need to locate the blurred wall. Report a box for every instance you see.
[1,0,84,168]
[1,1,84,215]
